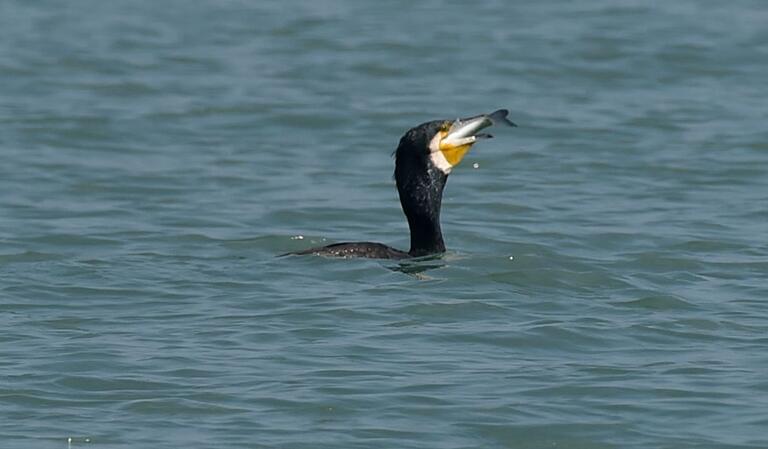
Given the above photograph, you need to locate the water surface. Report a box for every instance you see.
[2,1,767,448]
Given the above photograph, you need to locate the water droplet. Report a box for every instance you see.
[472,162,479,169]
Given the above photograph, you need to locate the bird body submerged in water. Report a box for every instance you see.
[287,109,516,259]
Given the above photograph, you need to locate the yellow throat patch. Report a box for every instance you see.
[439,142,473,167]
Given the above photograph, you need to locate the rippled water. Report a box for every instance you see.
[2,1,767,448]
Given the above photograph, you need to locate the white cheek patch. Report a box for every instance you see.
[430,150,453,175]
[428,132,452,174]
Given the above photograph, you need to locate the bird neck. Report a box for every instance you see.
[396,163,448,257]
[408,211,445,257]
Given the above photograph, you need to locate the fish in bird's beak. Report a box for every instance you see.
[437,109,517,167]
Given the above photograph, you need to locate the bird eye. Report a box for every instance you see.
[440,122,451,132]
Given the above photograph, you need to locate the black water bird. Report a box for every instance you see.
[287,109,516,259]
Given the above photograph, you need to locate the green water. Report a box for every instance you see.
[2,1,767,448]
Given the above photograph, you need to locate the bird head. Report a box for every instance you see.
[395,109,516,175]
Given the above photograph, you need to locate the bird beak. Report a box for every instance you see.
[438,109,517,166]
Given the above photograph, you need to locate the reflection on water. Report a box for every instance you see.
[388,254,447,278]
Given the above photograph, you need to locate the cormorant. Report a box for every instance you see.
[287,109,516,259]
